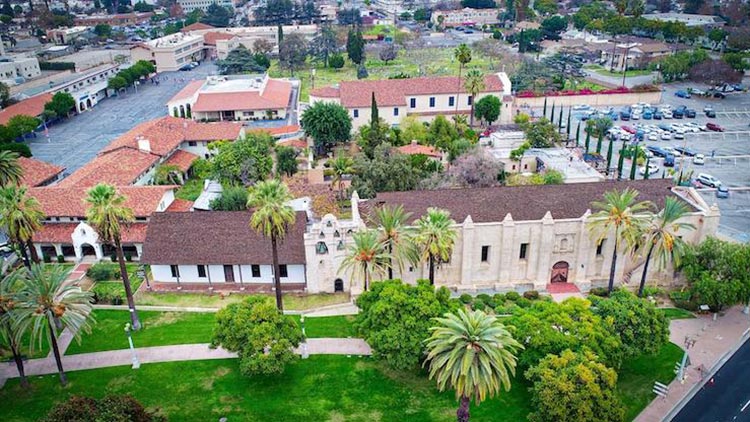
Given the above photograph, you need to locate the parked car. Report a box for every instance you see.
[696,173,721,188]
[713,91,726,99]
[620,110,631,120]
[663,110,673,119]
[647,145,667,157]
[639,162,660,175]
[706,122,724,132]
[690,88,707,95]
[662,146,681,157]
[621,126,636,134]
[663,154,675,167]
[178,64,193,71]
[572,104,591,111]
[674,146,696,156]
[653,110,663,120]
[675,90,691,98]
[685,109,696,118]
[643,110,653,120]
[716,186,730,199]
[693,154,705,165]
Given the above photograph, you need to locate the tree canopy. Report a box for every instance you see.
[523,117,561,148]
[209,133,274,185]
[300,102,352,155]
[278,33,308,76]
[474,95,501,125]
[200,3,232,27]
[216,46,269,75]
[350,143,427,198]
[44,92,75,119]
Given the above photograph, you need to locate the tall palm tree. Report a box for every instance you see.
[637,197,695,297]
[370,204,417,280]
[0,268,30,389]
[0,150,22,186]
[453,44,472,114]
[414,208,457,285]
[329,155,354,200]
[587,188,652,293]
[339,229,389,292]
[84,183,140,330]
[424,309,523,422]
[247,179,296,311]
[15,264,94,386]
[0,185,45,268]
[463,69,485,128]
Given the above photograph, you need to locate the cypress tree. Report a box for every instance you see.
[370,91,378,126]
[542,97,547,117]
[550,103,556,121]
[644,157,651,179]
[277,24,283,44]
[584,131,591,153]
[605,138,614,175]
[566,107,572,138]
[558,106,563,130]
[596,133,603,154]
[575,122,581,147]
[630,151,637,180]
[617,141,626,180]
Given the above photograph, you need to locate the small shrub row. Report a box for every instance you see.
[462,290,542,314]
[92,291,124,305]
[669,289,699,311]
[87,263,121,281]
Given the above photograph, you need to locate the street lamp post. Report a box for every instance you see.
[300,315,309,359]
[125,323,140,369]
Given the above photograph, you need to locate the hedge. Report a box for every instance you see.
[0,143,32,157]
[40,61,76,71]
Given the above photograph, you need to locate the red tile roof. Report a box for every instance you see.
[396,141,441,158]
[203,31,235,45]
[192,78,292,112]
[57,148,159,188]
[249,124,300,137]
[166,198,194,212]
[310,86,339,98]
[310,75,503,108]
[17,157,65,187]
[0,93,53,125]
[169,80,203,102]
[164,150,198,172]
[33,222,149,243]
[276,138,307,149]
[181,22,214,32]
[29,186,174,217]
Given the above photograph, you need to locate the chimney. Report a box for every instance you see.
[137,136,151,153]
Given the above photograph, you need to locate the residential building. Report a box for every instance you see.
[309,73,513,130]
[0,93,52,125]
[167,74,293,123]
[17,157,65,187]
[46,27,89,45]
[600,41,679,71]
[131,33,205,72]
[180,25,318,59]
[431,8,500,27]
[74,12,154,26]
[0,55,41,84]
[177,0,236,13]
[642,13,726,29]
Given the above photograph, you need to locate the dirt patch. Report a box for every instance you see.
[106,374,135,391]
[201,366,232,390]
[148,312,186,328]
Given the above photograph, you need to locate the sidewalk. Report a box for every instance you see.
[635,306,750,422]
[0,339,371,380]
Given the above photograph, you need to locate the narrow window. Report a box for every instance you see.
[251,265,261,278]
[353,109,359,118]
[410,98,416,108]
[481,245,490,262]
[468,95,473,105]
[170,265,179,278]
[519,243,528,260]
[596,240,605,256]
[429,97,435,108]
[316,241,329,254]
[449,96,455,107]
[197,265,206,278]
[393,107,399,116]
[279,265,288,278]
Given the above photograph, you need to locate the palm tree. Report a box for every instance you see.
[0,186,45,268]
[637,197,695,297]
[15,264,94,386]
[84,183,140,330]
[0,268,30,389]
[414,208,457,285]
[370,204,417,280]
[453,43,472,114]
[463,69,485,128]
[424,309,523,422]
[339,229,389,292]
[329,156,354,200]
[247,179,296,311]
[587,188,652,293]
[0,150,22,186]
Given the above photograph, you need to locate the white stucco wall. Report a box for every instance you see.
[150,264,306,284]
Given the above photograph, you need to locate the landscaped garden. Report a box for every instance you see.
[87,263,143,305]
[133,290,351,310]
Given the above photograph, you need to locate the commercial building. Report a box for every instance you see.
[0,55,41,84]
[431,8,500,27]
[180,25,318,59]
[131,33,204,72]
[310,72,513,130]
[74,12,154,26]
[177,0,237,13]
[166,74,293,123]
[642,13,726,29]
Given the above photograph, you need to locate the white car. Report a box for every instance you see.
[674,132,685,140]
[697,173,721,188]
[663,110,673,119]
[639,162,660,175]
[573,104,591,111]
[631,112,641,120]
[662,147,682,157]
[693,154,705,165]
[661,132,672,140]
[691,89,706,95]
[648,133,658,141]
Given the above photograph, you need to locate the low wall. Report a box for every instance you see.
[513,91,663,109]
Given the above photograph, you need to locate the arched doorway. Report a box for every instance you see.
[550,261,569,284]
[81,244,96,257]
[334,278,344,292]
[86,98,92,109]
[79,101,86,111]
[179,105,185,118]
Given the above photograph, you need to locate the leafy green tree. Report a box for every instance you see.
[329,53,345,69]
[461,0,495,7]
[84,184,140,329]
[540,15,566,38]
[637,197,694,297]
[693,274,741,313]
[414,208,457,285]
[587,188,652,293]
[337,7,362,25]
[523,117,561,148]
[211,296,303,375]
[453,44,472,112]
[275,145,298,177]
[42,395,164,422]
[507,298,623,369]
[534,0,558,16]
[210,186,249,211]
[247,180,296,311]
[200,3,232,27]
[216,45,268,74]
[0,81,10,108]
[463,69,485,127]
[0,185,44,266]
[526,349,624,422]
[680,238,750,312]
[309,26,338,67]
[350,143,426,198]
[340,229,390,292]
[427,115,459,151]
[7,115,40,139]
[473,95,501,126]
[93,23,111,37]
[44,92,75,119]
[0,269,29,388]
[300,102,352,155]
[722,52,750,72]
[278,33,307,76]
[356,279,455,369]
[400,116,429,143]
[708,28,727,49]
[425,309,522,422]
[370,204,418,280]
[16,264,94,386]
[346,29,365,65]
[0,150,21,186]
[107,76,127,92]
[590,290,668,357]
[210,133,273,185]
[413,8,430,21]
[329,155,354,199]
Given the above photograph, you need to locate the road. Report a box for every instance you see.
[672,336,750,422]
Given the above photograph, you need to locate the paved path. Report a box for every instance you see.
[0,339,371,381]
[635,306,750,422]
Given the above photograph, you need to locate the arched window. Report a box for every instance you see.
[560,238,568,251]
[316,242,329,255]
[337,240,345,251]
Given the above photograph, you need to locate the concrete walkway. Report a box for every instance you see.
[635,306,750,422]
[0,339,371,381]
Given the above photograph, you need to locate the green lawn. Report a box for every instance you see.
[660,307,696,320]
[0,331,49,362]
[617,342,684,421]
[270,47,495,102]
[65,310,216,355]
[134,290,350,311]
[0,356,533,422]
[175,177,205,201]
[293,315,358,338]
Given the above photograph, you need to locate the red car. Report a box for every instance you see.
[621,126,636,134]
[706,123,724,132]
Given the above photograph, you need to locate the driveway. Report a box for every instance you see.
[27,62,218,174]
[583,68,657,88]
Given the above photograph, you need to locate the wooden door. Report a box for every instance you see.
[223,265,235,283]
